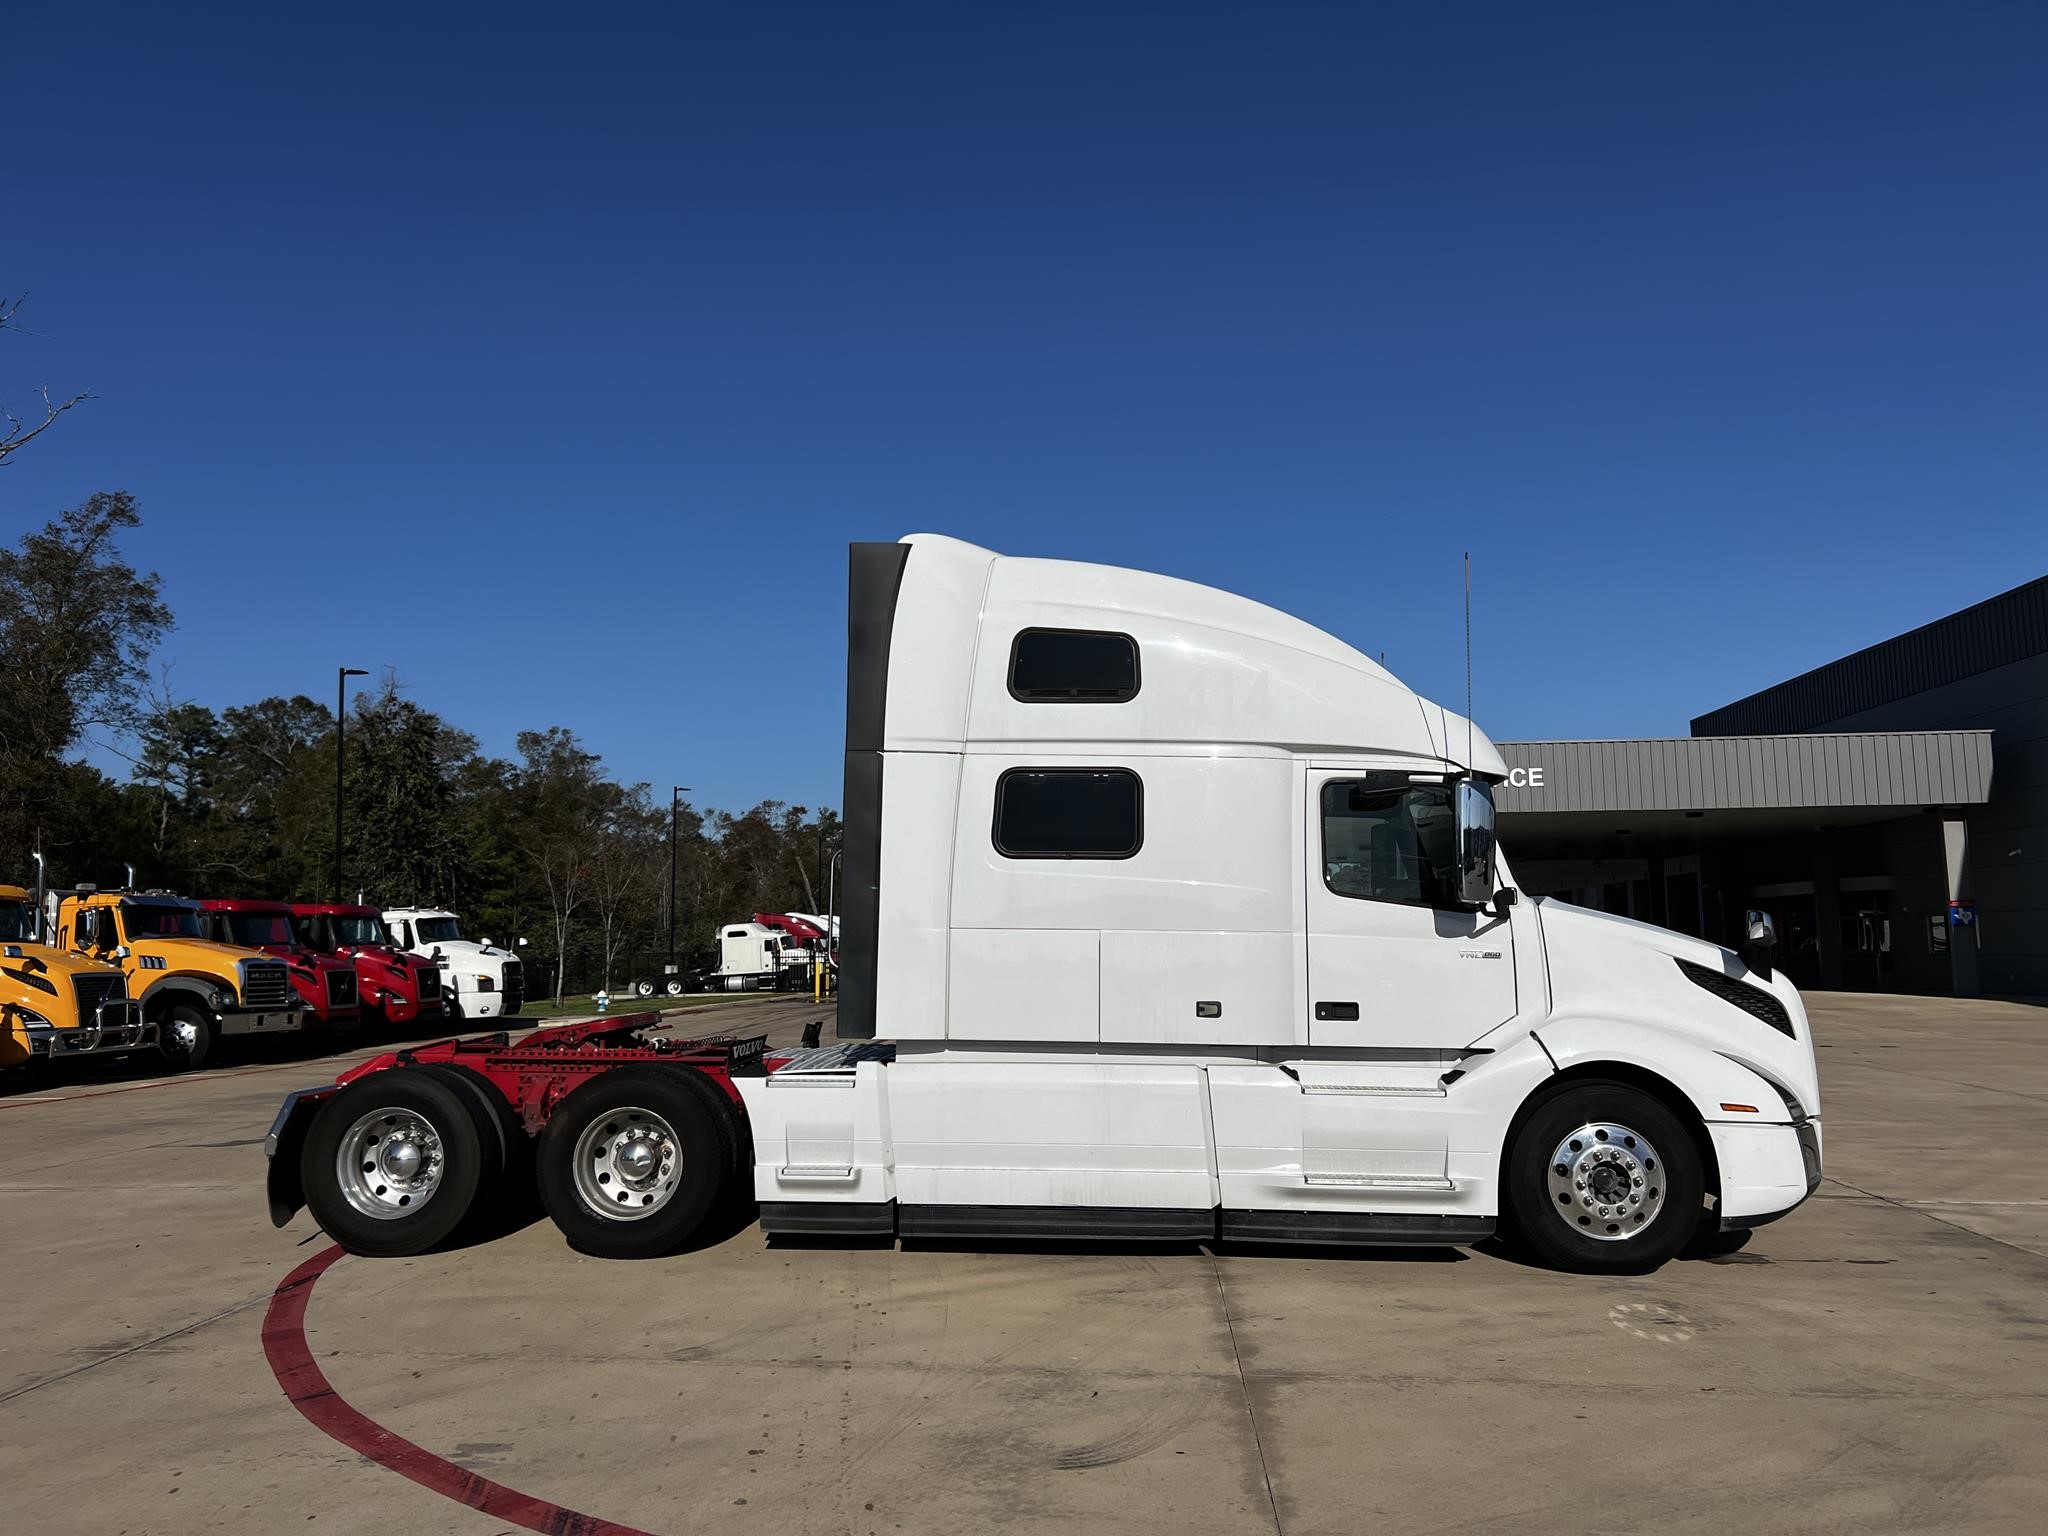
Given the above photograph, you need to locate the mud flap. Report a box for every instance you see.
[264,1087,333,1227]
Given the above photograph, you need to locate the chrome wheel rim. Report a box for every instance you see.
[572,1107,681,1221]
[1547,1122,1664,1241]
[164,1013,207,1064]
[336,1107,445,1220]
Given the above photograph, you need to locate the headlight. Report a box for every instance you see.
[208,989,228,1010]
[474,975,495,992]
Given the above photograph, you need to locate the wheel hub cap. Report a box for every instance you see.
[336,1107,445,1221]
[572,1110,681,1222]
[1547,1122,1664,1242]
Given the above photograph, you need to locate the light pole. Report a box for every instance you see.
[669,786,691,973]
[335,667,368,899]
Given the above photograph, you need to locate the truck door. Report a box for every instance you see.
[1305,767,1515,1048]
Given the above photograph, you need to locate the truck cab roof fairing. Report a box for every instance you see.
[882,534,1507,776]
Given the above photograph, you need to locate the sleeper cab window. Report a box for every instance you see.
[1007,628,1140,702]
[994,768,1143,859]
[1320,775,1458,908]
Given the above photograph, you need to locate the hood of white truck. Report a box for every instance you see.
[1534,897,1821,1119]
[411,939,517,971]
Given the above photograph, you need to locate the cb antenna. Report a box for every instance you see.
[1464,551,1474,769]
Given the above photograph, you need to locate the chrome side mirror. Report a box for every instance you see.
[1741,908,1777,980]
[1454,778,1499,909]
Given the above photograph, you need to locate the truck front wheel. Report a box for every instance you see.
[300,1070,492,1256]
[158,1004,216,1071]
[1505,1082,1704,1274]
[537,1068,724,1258]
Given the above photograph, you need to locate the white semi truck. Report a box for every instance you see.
[382,907,525,1021]
[268,536,1819,1274]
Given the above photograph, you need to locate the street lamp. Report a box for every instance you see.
[335,667,368,899]
[669,786,692,972]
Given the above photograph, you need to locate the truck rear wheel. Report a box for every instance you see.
[633,979,655,999]
[1505,1082,1704,1274]
[300,1070,493,1256]
[537,1068,724,1259]
[158,1003,216,1071]
[662,977,685,998]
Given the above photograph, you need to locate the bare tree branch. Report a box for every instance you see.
[0,296,92,467]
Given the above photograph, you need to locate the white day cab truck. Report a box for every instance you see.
[382,907,525,1021]
[265,536,1820,1274]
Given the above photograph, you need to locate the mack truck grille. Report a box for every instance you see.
[326,968,358,1008]
[416,967,441,1000]
[72,971,128,1019]
[240,960,291,1011]
[501,959,524,1013]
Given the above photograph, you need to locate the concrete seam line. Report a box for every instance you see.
[1206,1250,1285,1536]
[1821,1176,2048,1261]
[0,1290,273,1406]
[261,1244,661,1536]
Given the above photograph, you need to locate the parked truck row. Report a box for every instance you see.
[265,537,1823,1276]
[2,885,523,1072]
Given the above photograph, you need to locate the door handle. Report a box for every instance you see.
[1314,1001,1359,1022]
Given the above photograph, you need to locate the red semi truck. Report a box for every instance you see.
[288,903,446,1031]
[196,898,361,1034]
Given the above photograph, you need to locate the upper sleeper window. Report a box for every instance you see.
[994,769,1143,859]
[1007,628,1140,702]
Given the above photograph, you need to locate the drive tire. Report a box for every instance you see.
[1505,1082,1704,1275]
[537,1068,724,1259]
[300,1069,491,1257]
[634,979,655,999]
[158,1003,216,1071]
[662,977,685,998]
[415,1061,537,1222]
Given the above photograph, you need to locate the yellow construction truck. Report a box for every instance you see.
[49,887,306,1069]
[2,883,149,1068]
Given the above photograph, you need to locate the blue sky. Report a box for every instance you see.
[6,3,2044,814]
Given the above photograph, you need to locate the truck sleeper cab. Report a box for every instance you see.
[54,889,305,1069]
[268,537,1820,1275]
[735,537,1822,1272]
[2,884,150,1066]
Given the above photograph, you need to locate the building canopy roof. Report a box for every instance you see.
[1496,731,1992,822]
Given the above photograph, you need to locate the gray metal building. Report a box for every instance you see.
[1496,575,2044,997]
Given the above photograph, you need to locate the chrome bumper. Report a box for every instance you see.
[219,1007,306,1037]
[27,1001,154,1058]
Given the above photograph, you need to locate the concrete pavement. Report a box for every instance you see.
[2,993,2044,1534]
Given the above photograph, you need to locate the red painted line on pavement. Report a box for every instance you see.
[261,1245,659,1536]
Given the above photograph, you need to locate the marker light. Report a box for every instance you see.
[1719,1103,1759,1114]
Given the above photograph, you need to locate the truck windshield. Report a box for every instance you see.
[0,901,33,942]
[413,917,462,943]
[121,901,204,939]
[330,914,391,946]
[224,912,296,947]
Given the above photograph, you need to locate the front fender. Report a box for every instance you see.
[1535,1014,1795,1126]
[139,973,223,1013]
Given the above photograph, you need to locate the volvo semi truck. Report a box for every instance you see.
[266,536,1821,1274]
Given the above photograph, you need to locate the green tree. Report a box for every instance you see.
[342,680,470,905]
[0,492,170,875]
